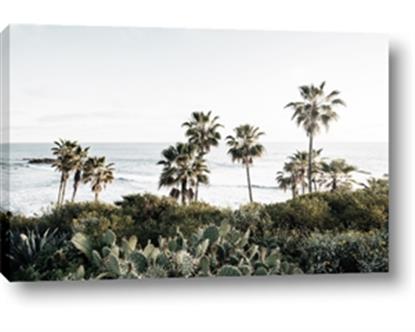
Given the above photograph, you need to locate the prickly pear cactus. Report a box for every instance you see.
[129,251,148,273]
[91,250,103,267]
[203,225,219,244]
[145,265,168,278]
[69,221,304,280]
[104,253,121,276]
[254,266,268,276]
[102,229,116,247]
[195,239,209,258]
[175,250,194,277]
[217,265,242,277]
[71,232,92,258]
[199,255,211,276]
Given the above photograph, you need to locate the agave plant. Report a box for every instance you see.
[7,227,68,267]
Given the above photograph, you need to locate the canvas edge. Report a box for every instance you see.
[0,25,11,282]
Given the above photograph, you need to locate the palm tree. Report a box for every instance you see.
[276,170,298,199]
[83,156,115,202]
[285,81,345,193]
[288,151,308,195]
[191,155,210,195]
[226,124,265,203]
[182,111,222,201]
[308,148,325,192]
[51,139,78,205]
[276,149,324,198]
[360,176,389,194]
[320,159,357,191]
[157,142,207,205]
[71,144,90,202]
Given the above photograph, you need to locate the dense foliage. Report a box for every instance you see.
[1,180,388,281]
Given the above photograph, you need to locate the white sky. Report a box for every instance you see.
[8,25,388,143]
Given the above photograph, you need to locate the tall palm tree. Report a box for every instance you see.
[182,111,222,201]
[285,81,345,193]
[51,139,78,205]
[320,159,357,191]
[226,124,265,203]
[157,142,207,205]
[83,156,115,202]
[71,144,90,202]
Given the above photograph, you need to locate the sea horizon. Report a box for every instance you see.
[1,141,388,215]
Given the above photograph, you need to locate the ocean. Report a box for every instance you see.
[1,142,388,215]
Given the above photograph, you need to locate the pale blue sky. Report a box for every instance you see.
[8,25,388,143]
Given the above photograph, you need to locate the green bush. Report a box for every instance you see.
[265,187,388,232]
[231,203,272,236]
[115,193,231,245]
[312,190,388,231]
[265,196,331,230]
[300,230,389,273]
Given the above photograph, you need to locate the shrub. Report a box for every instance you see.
[314,190,388,231]
[230,203,272,238]
[265,187,388,232]
[115,193,231,245]
[274,229,389,273]
[265,196,331,230]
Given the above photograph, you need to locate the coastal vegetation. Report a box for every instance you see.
[1,177,388,280]
[1,81,389,280]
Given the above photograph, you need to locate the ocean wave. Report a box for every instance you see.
[111,158,159,164]
[115,173,156,184]
[206,184,278,190]
[0,161,26,167]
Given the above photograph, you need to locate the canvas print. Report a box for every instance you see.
[0,25,388,282]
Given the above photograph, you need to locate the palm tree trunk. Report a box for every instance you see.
[72,170,81,202]
[308,134,313,193]
[60,178,67,205]
[245,164,253,203]
[181,180,187,205]
[71,181,79,202]
[57,175,64,205]
[195,180,199,202]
